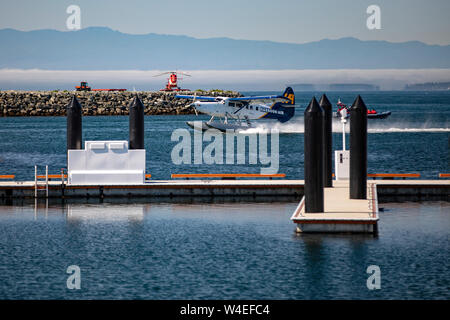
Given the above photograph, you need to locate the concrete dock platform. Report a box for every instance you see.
[291,181,379,233]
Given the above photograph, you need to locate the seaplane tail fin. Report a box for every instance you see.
[282,87,295,105]
[272,102,295,123]
[271,87,295,123]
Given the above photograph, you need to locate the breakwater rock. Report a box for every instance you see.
[0,90,242,117]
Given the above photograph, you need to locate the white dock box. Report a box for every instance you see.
[334,150,349,180]
[68,141,145,185]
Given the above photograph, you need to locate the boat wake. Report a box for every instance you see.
[367,127,450,133]
[236,121,450,134]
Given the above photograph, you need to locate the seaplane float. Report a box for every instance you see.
[175,87,296,132]
[334,99,391,119]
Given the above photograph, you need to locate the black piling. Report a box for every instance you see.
[319,94,333,187]
[304,97,324,213]
[129,95,145,149]
[66,96,82,151]
[350,95,368,199]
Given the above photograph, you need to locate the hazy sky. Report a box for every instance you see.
[0,0,449,45]
[2,69,450,91]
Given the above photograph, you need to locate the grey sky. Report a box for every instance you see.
[0,0,449,45]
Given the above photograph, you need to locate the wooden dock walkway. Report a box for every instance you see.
[291,181,379,233]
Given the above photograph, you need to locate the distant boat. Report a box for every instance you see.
[366,110,391,119]
[334,99,391,119]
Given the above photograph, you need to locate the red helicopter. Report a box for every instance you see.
[153,71,191,91]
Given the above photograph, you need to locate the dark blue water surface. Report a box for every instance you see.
[0,91,448,180]
[0,201,448,299]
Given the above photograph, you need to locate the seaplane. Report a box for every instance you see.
[175,87,296,132]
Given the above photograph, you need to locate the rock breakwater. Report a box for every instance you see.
[0,90,242,117]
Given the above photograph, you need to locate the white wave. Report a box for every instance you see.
[236,121,449,134]
[368,127,450,133]
[237,122,303,134]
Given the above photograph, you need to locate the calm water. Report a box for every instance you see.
[0,200,448,299]
[0,91,449,180]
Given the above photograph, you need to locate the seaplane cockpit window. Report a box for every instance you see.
[229,102,235,107]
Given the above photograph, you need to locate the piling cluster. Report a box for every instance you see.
[0,90,241,117]
[304,94,368,213]
[67,95,146,153]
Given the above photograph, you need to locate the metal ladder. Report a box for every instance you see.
[34,165,48,198]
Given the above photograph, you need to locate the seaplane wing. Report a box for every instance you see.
[229,95,291,104]
[175,95,218,102]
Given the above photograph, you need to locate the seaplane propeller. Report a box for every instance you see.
[188,92,198,116]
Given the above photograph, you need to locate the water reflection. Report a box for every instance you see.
[293,233,378,299]
[0,200,448,299]
[66,203,146,222]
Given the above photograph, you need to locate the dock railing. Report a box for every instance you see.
[367,173,420,180]
[0,174,15,180]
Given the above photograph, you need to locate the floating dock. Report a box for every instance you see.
[0,179,448,201]
[0,179,304,200]
[291,181,379,233]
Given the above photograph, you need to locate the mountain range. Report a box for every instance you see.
[1,27,449,70]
